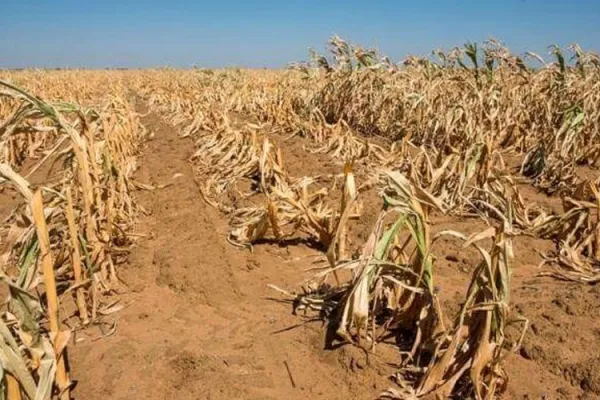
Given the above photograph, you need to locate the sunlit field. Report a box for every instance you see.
[1,37,599,399]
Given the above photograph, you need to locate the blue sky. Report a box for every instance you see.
[1,0,599,68]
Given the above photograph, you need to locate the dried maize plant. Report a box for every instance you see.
[227,171,338,251]
[0,167,71,400]
[288,171,446,370]
[405,146,478,212]
[290,38,600,170]
[191,120,262,211]
[0,80,142,292]
[0,87,61,166]
[307,112,388,164]
[189,114,360,258]
[468,173,551,233]
[532,48,600,165]
[521,144,580,195]
[394,139,505,214]
[133,38,600,173]
[85,95,148,271]
[246,98,392,173]
[134,69,258,133]
[384,219,527,399]
[0,78,146,399]
[535,180,600,283]
[243,72,311,133]
[520,104,586,195]
[228,145,337,251]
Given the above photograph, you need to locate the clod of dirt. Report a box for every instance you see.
[565,357,600,394]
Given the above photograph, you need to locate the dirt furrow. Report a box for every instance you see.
[69,101,395,399]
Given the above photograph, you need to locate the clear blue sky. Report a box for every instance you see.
[1,0,599,68]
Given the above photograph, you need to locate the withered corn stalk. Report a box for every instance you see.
[286,171,446,364]
[409,219,527,399]
[0,77,146,399]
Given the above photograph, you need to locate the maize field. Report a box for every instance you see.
[1,37,599,399]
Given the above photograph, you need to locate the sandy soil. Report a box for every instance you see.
[68,104,399,400]
[6,100,596,399]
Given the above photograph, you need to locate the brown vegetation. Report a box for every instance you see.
[1,37,599,399]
